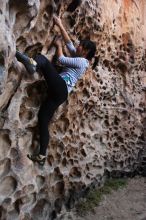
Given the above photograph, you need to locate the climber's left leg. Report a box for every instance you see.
[27,95,66,166]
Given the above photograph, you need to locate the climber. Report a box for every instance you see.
[16,15,96,166]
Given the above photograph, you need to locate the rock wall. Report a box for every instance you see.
[0,0,146,219]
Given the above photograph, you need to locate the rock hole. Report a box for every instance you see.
[32,199,51,220]
[14,198,22,213]
[25,43,43,58]
[54,167,63,181]
[16,36,27,49]
[114,115,119,125]
[79,81,83,87]
[83,88,90,98]
[87,16,92,24]
[117,62,127,73]
[60,118,69,132]
[19,107,34,122]
[67,0,81,12]
[80,148,87,157]
[53,181,64,195]
[0,159,11,178]
[43,12,49,20]
[54,198,62,213]
[50,210,57,220]
[57,142,64,154]
[46,4,53,15]
[125,133,129,138]
[68,16,76,27]
[0,131,11,160]
[81,132,86,138]
[100,136,103,142]
[62,158,67,166]
[113,141,119,148]
[69,129,73,135]
[91,87,95,92]
[0,176,17,198]
[55,152,61,162]
[69,167,81,178]
[0,51,5,65]
[69,159,74,165]
[0,206,6,219]
[103,59,110,68]
[117,136,124,143]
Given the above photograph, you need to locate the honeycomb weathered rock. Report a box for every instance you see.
[0,0,146,219]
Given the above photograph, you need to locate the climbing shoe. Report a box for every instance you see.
[16,51,37,74]
[27,154,46,166]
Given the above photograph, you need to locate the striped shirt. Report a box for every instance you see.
[58,41,89,93]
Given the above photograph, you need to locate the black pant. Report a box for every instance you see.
[35,55,68,156]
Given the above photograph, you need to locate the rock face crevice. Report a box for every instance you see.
[0,0,146,219]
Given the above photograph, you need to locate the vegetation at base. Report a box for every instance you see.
[75,178,127,216]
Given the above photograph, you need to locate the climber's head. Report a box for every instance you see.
[76,39,96,60]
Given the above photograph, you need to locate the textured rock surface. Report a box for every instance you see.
[0,0,146,219]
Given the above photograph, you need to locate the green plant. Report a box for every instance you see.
[75,178,127,216]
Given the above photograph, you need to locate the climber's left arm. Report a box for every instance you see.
[53,15,71,44]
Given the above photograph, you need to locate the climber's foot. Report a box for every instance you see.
[27,154,46,166]
[16,51,37,74]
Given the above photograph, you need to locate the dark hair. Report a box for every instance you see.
[80,39,98,69]
[80,39,96,61]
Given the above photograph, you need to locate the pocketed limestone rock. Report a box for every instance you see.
[0,0,146,219]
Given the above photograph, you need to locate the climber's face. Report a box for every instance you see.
[76,44,88,58]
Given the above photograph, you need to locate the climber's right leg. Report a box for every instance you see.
[16,51,37,74]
